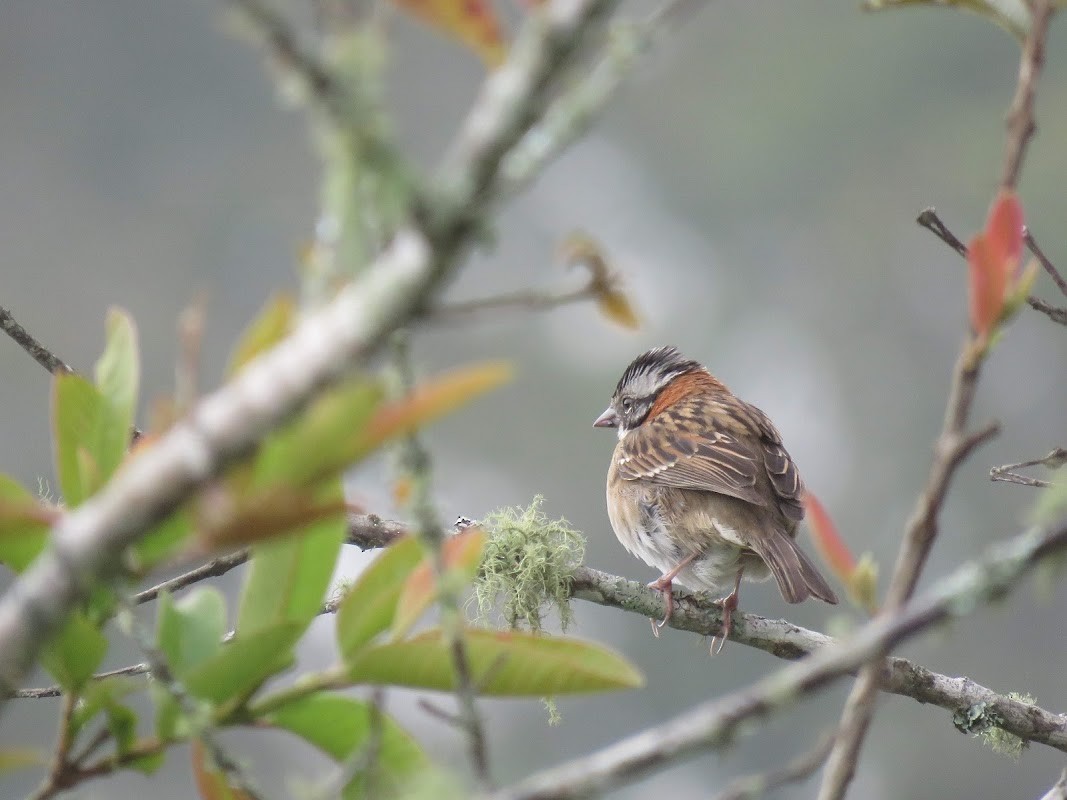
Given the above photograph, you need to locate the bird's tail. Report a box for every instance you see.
[749,529,839,605]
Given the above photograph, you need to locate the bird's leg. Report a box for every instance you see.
[710,568,745,655]
[647,553,698,637]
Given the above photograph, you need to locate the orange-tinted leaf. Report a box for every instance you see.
[392,527,486,638]
[393,0,507,68]
[966,234,1004,339]
[356,362,512,456]
[226,293,295,378]
[803,490,854,585]
[985,190,1024,282]
[191,739,255,800]
[392,476,413,508]
[558,232,640,330]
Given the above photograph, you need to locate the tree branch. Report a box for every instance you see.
[990,447,1066,488]
[709,731,837,800]
[917,208,1067,327]
[0,0,624,711]
[489,514,1067,800]
[0,304,73,375]
[1000,0,1055,191]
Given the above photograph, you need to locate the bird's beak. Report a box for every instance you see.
[593,407,619,428]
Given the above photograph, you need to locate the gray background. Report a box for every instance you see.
[2,1,1067,798]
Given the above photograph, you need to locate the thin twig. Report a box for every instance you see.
[431,284,599,324]
[312,688,387,800]
[26,692,79,800]
[1000,0,1055,191]
[816,348,998,800]
[489,514,1067,800]
[0,304,74,375]
[709,731,837,800]
[1026,295,1067,326]
[820,6,1057,792]
[918,208,1067,327]
[1025,228,1067,298]
[916,208,968,258]
[115,599,264,800]
[990,447,1065,488]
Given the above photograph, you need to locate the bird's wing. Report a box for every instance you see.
[615,396,766,506]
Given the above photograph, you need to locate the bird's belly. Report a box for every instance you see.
[607,485,771,593]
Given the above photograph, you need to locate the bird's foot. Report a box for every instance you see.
[710,589,740,656]
[646,576,675,638]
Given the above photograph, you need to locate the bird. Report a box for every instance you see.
[593,346,837,651]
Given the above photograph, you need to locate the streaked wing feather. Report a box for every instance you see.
[616,409,767,507]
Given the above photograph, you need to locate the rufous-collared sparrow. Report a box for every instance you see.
[594,346,837,650]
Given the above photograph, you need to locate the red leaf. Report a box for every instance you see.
[392,527,486,638]
[802,490,854,584]
[966,234,1004,339]
[985,190,1024,282]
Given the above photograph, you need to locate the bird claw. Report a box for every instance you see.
[709,590,740,656]
[647,577,674,637]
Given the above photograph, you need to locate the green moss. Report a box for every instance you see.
[473,496,585,633]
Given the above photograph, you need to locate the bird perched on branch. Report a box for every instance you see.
[594,346,837,652]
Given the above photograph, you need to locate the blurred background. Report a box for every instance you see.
[2,1,1067,798]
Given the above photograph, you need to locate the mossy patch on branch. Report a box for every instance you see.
[473,496,585,633]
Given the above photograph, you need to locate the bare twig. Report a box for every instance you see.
[116,600,264,800]
[0,0,623,712]
[915,208,968,258]
[490,514,1067,800]
[1025,228,1067,299]
[431,283,600,324]
[709,731,837,800]
[816,340,998,800]
[1026,295,1067,326]
[1000,0,1055,191]
[26,692,79,800]
[918,208,1067,327]
[991,448,1066,488]
[1041,769,1067,800]
[0,304,74,375]
[819,6,1057,792]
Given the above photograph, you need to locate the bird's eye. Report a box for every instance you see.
[621,398,633,413]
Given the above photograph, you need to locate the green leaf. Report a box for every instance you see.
[336,536,424,660]
[106,703,139,757]
[251,379,383,489]
[40,612,108,691]
[94,307,139,452]
[183,623,302,704]
[267,693,426,799]
[346,628,644,696]
[127,750,166,775]
[52,374,106,506]
[235,481,346,637]
[151,681,183,742]
[72,675,146,735]
[0,475,54,573]
[131,509,194,572]
[226,293,295,378]
[157,588,227,675]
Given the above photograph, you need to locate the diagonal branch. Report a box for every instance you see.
[490,514,1067,800]
[0,305,73,375]
[0,0,626,712]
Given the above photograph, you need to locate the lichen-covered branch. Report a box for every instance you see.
[0,304,73,375]
[490,514,1067,800]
